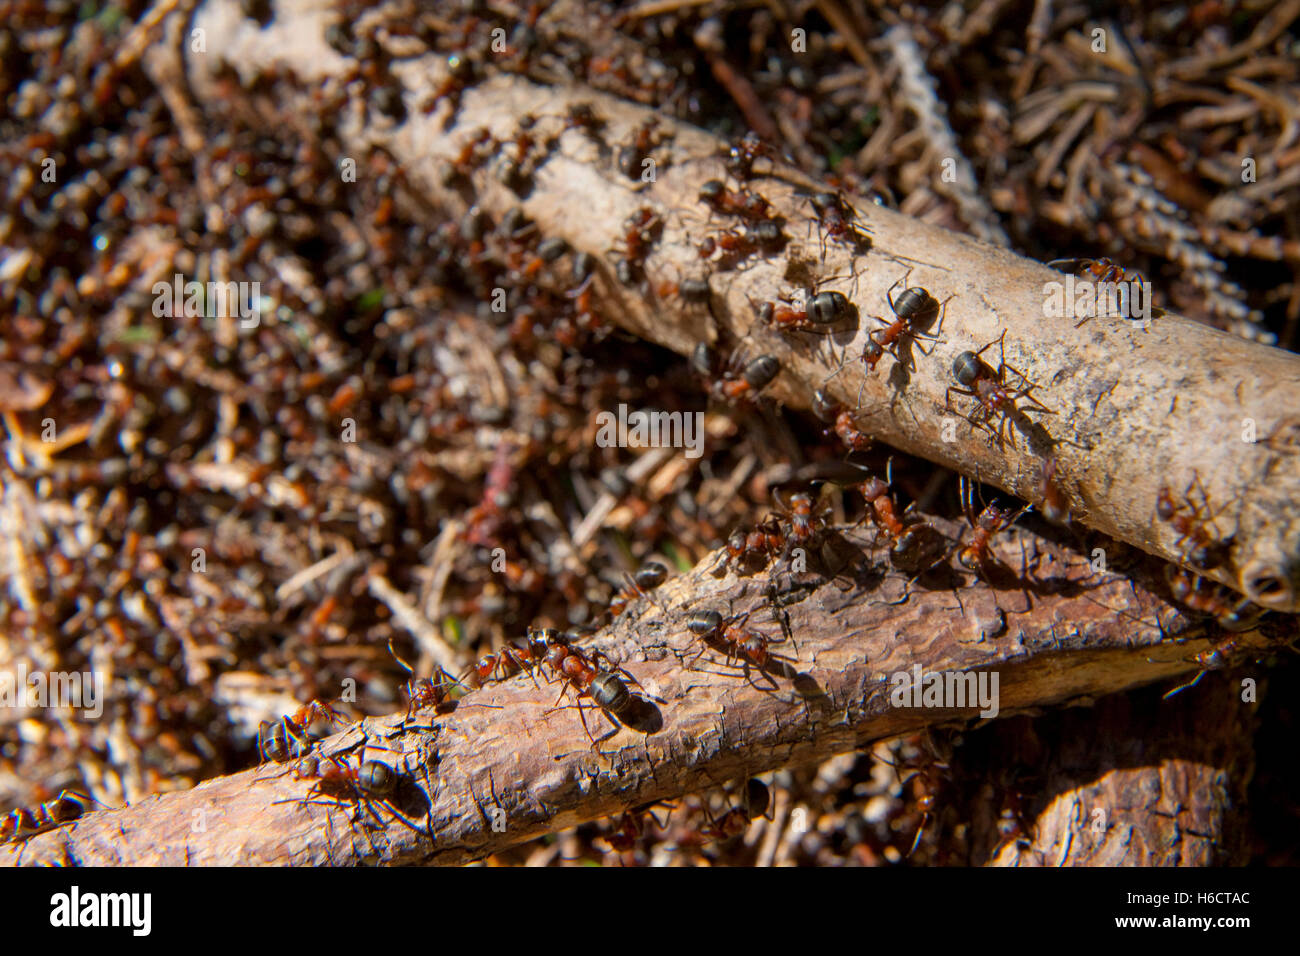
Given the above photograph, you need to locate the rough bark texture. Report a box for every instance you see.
[178,0,1300,611]
[952,674,1258,866]
[2,517,1287,866]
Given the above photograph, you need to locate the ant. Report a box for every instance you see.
[562,101,607,143]
[1165,568,1261,633]
[618,117,669,181]
[809,191,871,257]
[698,179,774,222]
[755,288,855,334]
[692,779,772,843]
[1155,472,1232,571]
[463,626,555,690]
[601,800,674,854]
[723,131,775,181]
[442,127,496,186]
[614,206,663,283]
[272,753,428,837]
[1,790,93,844]
[859,281,944,372]
[542,640,642,749]
[258,699,343,764]
[774,486,830,550]
[945,331,1051,446]
[1039,456,1071,525]
[719,515,787,573]
[695,346,781,405]
[812,389,872,454]
[1047,257,1147,327]
[388,638,463,719]
[697,222,787,269]
[957,474,1030,574]
[686,606,786,670]
[855,462,945,574]
[609,561,669,618]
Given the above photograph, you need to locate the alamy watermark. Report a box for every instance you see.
[888,663,999,718]
[594,404,705,459]
[152,273,261,329]
[0,663,104,718]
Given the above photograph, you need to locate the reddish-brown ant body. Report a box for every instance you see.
[465,440,517,548]
[618,118,668,181]
[946,331,1051,445]
[609,561,668,618]
[695,346,781,405]
[861,283,942,371]
[756,289,855,334]
[443,127,496,186]
[615,206,663,283]
[697,223,787,269]
[258,699,342,764]
[698,180,774,221]
[810,191,871,255]
[722,516,787,572]
[812,390,872,453]
[856,464,944,573]
[1155,473,1231,571]
[1165,568,1260,633]
[1039,456,1071,525]
[542,640,640,748]
[723,131,774,181]
[686,608,784,669]
[1,790,92,844]
[957,475,1029,573]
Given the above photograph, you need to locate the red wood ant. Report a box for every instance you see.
[957,474,1029,573]
[1165,568,1261,633]
[1155,472,1232,571]
[1039,456,1071,525]
[542,639,641,749]
[723,131,775,181]
[442,127,496,186]
[462,626,555,690]
[609,561,669,618]
[618,117,669,181]
[698,179,774,222]
[258,699,343,764]
[686,607,785,669]
[774,487,830,549]
[719,515,786,573]
[697,222,787,269]
[810,191,871,257]
[695,345,781,405]
[1,790,93,844]
[271,753,428,837]
[601,800,674,853]
[388,638,463,718]
[945,331,1051,446]
[812,389,873,453]
[1047,257,1146,327]
[755,288,855,334]
[860,281,943,371]
[614,206,663,283]
[693,779,772,843]
[855,463,945,574]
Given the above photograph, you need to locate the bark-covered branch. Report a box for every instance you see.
[178,0,1300,611]
[4,516,1285,866]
